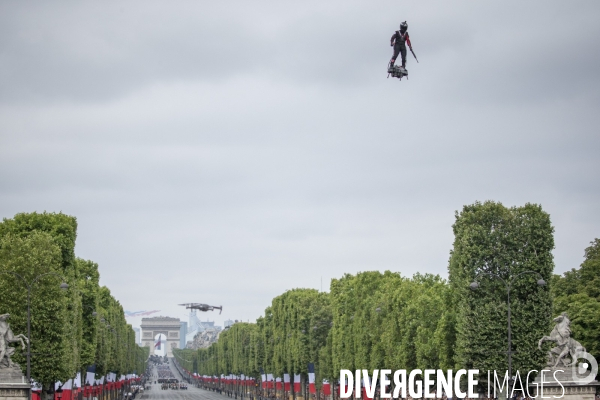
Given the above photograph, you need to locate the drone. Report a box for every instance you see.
[179,303,223,314]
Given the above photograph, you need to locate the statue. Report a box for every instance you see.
[538,312,586,368]
[0,314,28,370]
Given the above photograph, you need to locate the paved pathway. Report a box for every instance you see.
[144,361,230,400]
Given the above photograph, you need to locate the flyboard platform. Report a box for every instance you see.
[388,64,408,80]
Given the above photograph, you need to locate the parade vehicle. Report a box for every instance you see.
[158,378,179,383]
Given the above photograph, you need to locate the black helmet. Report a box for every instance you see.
[400,21,408,31]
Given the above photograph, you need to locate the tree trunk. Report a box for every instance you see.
[42,384,53,400]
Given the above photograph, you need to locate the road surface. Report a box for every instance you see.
[143,361,231,400]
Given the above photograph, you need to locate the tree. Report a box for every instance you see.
[173,348,197,373]
[193,288,332,390]
[330,271,454,375]
[0,232,72,387]
[76,258,100,370]
[552,239,600,362]
[0,212,146,387]
[0,212,82,383]
[448,201,554,376]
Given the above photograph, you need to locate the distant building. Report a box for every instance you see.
[133,327,141,344]
[180,322,187,349]
[199,320,215,330]
[185,330,196,344]
[224,319,234,328]
[183,309,223,347]
[188,310,201,332]
[140,316,181,357]
[189,326,222,349]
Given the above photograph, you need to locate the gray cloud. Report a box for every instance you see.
[1,0,599,327]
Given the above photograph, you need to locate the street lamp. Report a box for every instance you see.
[82,304,98,318]
[0,271,68,400]
[469,270,546,385]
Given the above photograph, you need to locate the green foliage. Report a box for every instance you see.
[173,348,197,372]
[0,212,77,273]
[0,212,145,388]
[553,239,600,300]
[268,289,331,376]
[330,271,454,376]
[0,231,72,384]
[174,204,598,386]
[552,239,600,362]
[193,273,454,382]
[95,286,135,376]
[136,345,150,374]
[190,289,332,382]
[0,212,82,382]
[448,201,554,375]
[8,205,589,389]
[76,258,100,369]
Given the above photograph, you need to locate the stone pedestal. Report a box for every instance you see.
[0,366,30,400]
[0,385,29,400]
[541,383,598,400]
[533,367,599,400]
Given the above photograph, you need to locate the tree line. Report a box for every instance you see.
[174,201,599,387]
[0,212,148,394]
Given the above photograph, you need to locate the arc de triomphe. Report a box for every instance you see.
[141,316,180,357]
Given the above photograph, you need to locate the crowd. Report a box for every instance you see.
[155,364,177,382]
[148,360,183,390]
[123,385,144,400]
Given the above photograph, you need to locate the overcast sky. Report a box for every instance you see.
[1,1,599,330]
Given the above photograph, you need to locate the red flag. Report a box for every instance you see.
[267,374,274,389]
[322,380,331,396]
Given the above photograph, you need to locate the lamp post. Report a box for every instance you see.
[469,270,546,386]
[82,304,98,318]
[0,271,68,400]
